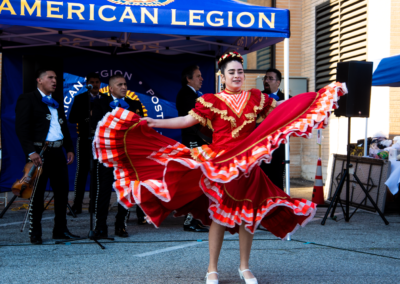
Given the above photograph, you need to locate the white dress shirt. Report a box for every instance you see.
[187,85,197,94]
[38,88,64,141]
[91,92,100,99]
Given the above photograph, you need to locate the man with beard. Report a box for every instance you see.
[68,72,104,215]
[259,68,288,190]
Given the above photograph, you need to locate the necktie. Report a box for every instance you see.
[268,93,280,101]
[196,91,203,97]
[110,98,129,109]
[42,95,59,109]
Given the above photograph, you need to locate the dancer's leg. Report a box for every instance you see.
[239,222,255,279]
[207,221,225,280]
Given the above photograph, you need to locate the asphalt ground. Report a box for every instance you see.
[1,179,399,284]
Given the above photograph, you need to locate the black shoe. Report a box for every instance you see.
[184,223,209,232]
[67,205,82,216]
[30,235,43,245]
[92,228,108,239]
[183,216,209,232]
[137,216,148,225]
[52,229,81,240]
[115,226,129,238]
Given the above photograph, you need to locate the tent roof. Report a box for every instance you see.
[372,54,400,87]
[0,0,290,57]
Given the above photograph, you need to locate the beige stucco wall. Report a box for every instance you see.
[246,0,273,69]
[298,0,331,181]
[390,0,400,138]
[239,0,398,181]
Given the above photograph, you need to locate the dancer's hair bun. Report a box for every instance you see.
[218,51,244,69]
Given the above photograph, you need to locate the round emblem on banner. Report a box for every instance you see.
[107,0,174,6]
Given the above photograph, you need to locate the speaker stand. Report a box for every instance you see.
[321,117,389,225]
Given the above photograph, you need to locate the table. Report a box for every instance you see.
[386,160,400,195]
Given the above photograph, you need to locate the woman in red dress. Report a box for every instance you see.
[93,52,347,284]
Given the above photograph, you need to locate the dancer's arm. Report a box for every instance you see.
[141,114,198,129]
[276,100,285,107]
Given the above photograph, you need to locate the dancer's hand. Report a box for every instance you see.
[141,117,156,128]
[276,100,286,107]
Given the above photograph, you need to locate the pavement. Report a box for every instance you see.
[0,179,399,284]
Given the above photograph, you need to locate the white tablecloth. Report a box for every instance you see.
[386,160,400,195]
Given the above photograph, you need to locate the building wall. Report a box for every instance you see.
[275,0,303,77]
[243,0,304,177]
[246,0,273,69]
[299,0,396,182]
[240,0,398,181]
[390,0,400,138]
[298,0,335,181]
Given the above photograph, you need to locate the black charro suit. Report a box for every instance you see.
[90,95,144,232]
[260,90,287,190]
[15,89,74,157]
[68,91,104,211]
[91,95,144,126]
[15,89,74,237]
[176,85,212,148]
[176,85,210,232]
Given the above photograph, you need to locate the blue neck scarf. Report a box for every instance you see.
[110,98,129,109]
[42,95,59,109]
[268,92,280,101]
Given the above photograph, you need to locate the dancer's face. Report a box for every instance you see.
[221,61,244,92]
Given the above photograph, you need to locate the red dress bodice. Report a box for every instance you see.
[189,88,275,157]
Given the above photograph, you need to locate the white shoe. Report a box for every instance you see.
[238,268,258,284]
[205,271,218,284]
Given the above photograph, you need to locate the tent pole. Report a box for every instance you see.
[364,118,368,157]
[284,38,291,241]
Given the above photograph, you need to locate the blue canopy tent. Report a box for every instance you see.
[0,0,292,227]
[0,0,289,55]
[372,54,400,87]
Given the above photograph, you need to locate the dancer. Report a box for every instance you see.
[93,52,347,283]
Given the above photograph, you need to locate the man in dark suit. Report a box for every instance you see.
[91,74,144,238]
[176,65,210,232]
[259,68,287,190]
[15,69,80,244]
[68,72,103,215]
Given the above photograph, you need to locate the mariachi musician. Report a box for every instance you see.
[68,72,104,215]
[175,65,210,232]
[90,74,144,238]
[15,68,80,244]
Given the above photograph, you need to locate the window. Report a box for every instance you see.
[257,47,273,70]
[315,0,368,90]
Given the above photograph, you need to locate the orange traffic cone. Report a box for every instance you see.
[312,158,325,205]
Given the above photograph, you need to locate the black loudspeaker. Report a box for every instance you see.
[334,61,373,118]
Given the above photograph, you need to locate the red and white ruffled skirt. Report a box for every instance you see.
[93,83,347,239]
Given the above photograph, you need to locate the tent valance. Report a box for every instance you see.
[0,0,290,56]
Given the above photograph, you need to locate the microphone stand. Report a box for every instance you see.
[56,86,114,249]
